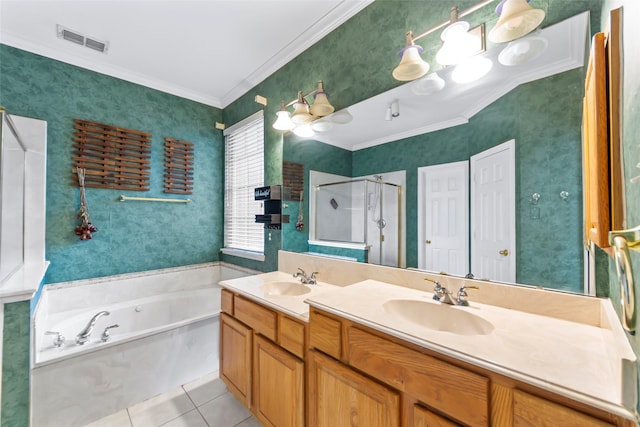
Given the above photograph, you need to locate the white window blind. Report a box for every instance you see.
[224,111,264,254]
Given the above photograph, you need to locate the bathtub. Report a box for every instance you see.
[30,262,258,427]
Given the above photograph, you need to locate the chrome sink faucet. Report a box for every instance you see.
[424,278,478,306]
[293,268,318,285]
[76,310,110,345]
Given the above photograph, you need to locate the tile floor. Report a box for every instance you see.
[85,372,261,427]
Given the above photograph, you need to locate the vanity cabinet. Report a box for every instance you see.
[308,307,634,427]
[219,289,306,427]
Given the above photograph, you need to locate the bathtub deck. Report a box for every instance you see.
[86,371,261,427]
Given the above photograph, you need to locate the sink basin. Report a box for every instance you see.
[260,281,311,297]
[383,299,494,335]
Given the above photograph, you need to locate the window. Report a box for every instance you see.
[223,111,265,256]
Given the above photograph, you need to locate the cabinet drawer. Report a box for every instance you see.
[278,314,306,359]
[513,390,614,427]
[309,309,342,360]
[221,289,234,315]
[347,326,489,427]
[235,296,277,341]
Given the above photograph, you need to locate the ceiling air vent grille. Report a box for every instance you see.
[56,25,109,54]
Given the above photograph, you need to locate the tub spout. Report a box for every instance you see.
[76,311,110,345]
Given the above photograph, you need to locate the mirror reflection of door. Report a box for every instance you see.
[418,161,469,276]
[471,139,516,282]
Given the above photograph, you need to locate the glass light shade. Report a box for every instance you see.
[310,117,334,132]
[498,35,548,66]
[452,56,493,84]
[411,72,446,96]
[392,45,430,81]
[272,110,295,131]
[291,101,313,124]
[435,21,478,66]
[292,123,315,138]
[489,0,545,43]
[309,91,335,116]
[331,109,353,124]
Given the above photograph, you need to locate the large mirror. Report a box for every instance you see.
[281,12,590,294]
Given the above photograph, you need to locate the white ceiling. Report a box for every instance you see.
[0,0,372,108]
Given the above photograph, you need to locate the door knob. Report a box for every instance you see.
[426,240,431,244]
[499,249,509,256]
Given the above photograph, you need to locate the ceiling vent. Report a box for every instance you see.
[56,25,109,54]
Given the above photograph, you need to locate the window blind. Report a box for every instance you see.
[224,111,264,254]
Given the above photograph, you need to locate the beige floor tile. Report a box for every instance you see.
[128,386,195,427]
[159,409,208,427]
[198,392,251,427]
[84,409,132,427]
[183,371,227,406]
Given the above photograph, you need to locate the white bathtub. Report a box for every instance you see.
[30,262,257,427]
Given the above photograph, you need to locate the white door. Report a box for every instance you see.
[418,161,469,276]
[470,140,516,282]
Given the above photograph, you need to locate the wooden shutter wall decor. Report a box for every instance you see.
[73,119,151,191]
[164,138,194,194]
[283,161,304,201]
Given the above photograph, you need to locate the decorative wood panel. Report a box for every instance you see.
[582,32,610,249]
[164,137,193,194]
[607,8,624,231]
[72,119,151,190]
[283,161,304,201]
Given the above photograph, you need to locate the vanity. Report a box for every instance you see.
[219,252,637,427]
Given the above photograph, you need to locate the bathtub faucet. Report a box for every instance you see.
[76,311,110,345]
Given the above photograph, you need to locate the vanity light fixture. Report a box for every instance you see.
[411,72,446,96]
[452,56,493,83]
[435,7,485,66]
[272,81,336,137]
[498,34,548,66]
[392,0,494,82]
[488,0,545,43]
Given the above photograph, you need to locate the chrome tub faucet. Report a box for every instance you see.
[76,310,110,345]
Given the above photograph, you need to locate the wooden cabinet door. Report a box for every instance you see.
[308,350,400,427]
[220,313,252,407]
[413,404,459,427]
[253,334,305,427]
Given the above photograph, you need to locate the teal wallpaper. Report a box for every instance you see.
[0,45,224,284]
[1,301,30,427]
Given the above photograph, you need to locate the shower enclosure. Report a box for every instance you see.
[312,177,401,267]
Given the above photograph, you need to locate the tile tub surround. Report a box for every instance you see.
[30,262,258,427]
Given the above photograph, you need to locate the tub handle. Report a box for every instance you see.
[45,331,65,347]
[101,324,120,342]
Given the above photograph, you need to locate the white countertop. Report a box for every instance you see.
[305,279,637,420]
[218,271,341,321]
[0,261,49,303]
